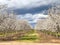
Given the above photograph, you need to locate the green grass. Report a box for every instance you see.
[2,30,60,42]
[0,30,39,42]
[20,33,38,40]
[16,30,39,42]
[17,31,39,41]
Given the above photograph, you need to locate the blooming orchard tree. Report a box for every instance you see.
[35,19,48,30]
[15,19,32,30]
[48,5,60,32]
[0,4,32,32]
[0,5,17,33]
[35,5,60,32]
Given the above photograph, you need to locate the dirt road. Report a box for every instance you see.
[0,41,60,45]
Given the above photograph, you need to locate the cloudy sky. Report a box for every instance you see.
[0,0,60,27]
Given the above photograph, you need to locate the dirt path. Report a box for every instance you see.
[0,41,60,45]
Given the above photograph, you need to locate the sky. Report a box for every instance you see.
[0,0,60,27]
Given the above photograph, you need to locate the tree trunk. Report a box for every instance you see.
[56,23,60,38]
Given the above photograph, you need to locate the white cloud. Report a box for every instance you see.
[17,13,48,24]
[0,0,59,9]
[0,0,59,25]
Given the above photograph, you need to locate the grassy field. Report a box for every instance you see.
[0,30,60,43]
[16,30,40,42]
[0,30,39,42]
